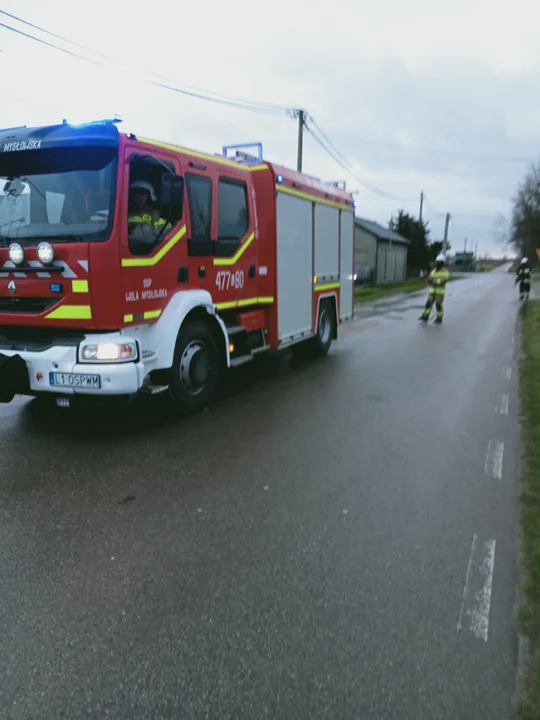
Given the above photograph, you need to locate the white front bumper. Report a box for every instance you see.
[2,333,146,396]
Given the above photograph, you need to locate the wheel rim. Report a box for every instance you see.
[318,308,331,344]
[179,340,209,396]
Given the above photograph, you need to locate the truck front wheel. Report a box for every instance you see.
[169,322,220,413]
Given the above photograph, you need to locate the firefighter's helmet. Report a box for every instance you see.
[130,180,157,202]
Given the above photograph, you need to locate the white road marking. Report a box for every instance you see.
[485,440,504,480]
[502,367,512,381]
[457,534,496,642]
[457,534,477,633]
[495,393,509,416]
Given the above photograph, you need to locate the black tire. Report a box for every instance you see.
[169,322,220,414]
[311,300,334,357]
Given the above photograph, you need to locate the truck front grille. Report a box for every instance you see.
[0,297,57,314]
[0,326,86,352]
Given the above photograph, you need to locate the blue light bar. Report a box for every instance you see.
[62,116,122,128]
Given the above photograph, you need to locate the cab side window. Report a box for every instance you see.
[215,178,249,257]
[127,153,176,256]
[186,173,212,256]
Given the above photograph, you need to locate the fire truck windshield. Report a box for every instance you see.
[0,146,117,245]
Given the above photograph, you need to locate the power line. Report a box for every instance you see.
[3,10,516,208]
[1,12,405,200]
[2,11,532,167]
[0,22,102,66]
[305,117,417,202]
[306,115,357,174]
[0,14,291,116]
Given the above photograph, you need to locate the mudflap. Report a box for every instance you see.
[0,353,30,403]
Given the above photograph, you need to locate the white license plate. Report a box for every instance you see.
[49,372,101,389]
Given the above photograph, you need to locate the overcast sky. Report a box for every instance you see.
[1,0,538,257]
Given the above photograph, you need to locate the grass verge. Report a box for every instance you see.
[518,299,540,717]
[355,276,460,303]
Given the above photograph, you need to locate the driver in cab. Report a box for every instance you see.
[127,180,170,253]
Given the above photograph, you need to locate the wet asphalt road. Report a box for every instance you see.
[0,268,521,719]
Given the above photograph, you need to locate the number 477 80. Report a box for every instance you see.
[215,270,245,291]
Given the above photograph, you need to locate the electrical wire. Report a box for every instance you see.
[0,13,407,199]
[3,11,528,165]
[0,22,102,66]
[305,117,417,202]
[0,14,291,116]
[1,10,521,211]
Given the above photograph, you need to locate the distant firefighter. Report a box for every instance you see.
[420,254,449,324]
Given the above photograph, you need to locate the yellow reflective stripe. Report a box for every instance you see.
[277,185,352,211]
[72,279,89,293]
[123,310,162,323]
[122,225,187,267]
[138,137,269,172]
[215,296,274,310]
[215,301,237,310]
[315,282,340,291]
[45,305,92,320]
[213,232,255,267]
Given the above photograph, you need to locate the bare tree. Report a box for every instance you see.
[510,160,540,262]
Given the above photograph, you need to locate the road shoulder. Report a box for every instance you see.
[515,298,540,717]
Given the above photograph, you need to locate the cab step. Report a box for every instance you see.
[140,382,169,395]
[230,354,254,368]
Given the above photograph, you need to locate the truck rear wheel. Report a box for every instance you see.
[169,322,219,413]
[311,300,334,356]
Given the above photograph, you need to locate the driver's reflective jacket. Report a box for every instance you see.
[128,213,171,229]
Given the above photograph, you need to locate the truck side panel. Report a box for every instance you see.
[339,210,354,321]
[314,204,340,280]
[276,193,313,344]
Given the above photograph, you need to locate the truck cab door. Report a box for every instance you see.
[120,145,183,326]
[183,168,259,309]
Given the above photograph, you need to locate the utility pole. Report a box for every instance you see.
[296,109,305,173]
[442,212,450,254]
[464,237,467,252]
[419,191,424,222]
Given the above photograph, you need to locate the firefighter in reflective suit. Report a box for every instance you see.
[515,256,532,301]
[420,254,449,324]
[127,180,170,253]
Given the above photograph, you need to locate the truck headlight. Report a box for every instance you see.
[8,243,25,266]
[79,340,138,363]
[37,242,55,265]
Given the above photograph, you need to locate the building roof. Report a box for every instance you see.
[354,217,410,245]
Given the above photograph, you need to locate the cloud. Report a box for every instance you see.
[2,0,540,255]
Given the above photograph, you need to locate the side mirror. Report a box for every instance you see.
[3,178,26,198]
[160,173,184,225]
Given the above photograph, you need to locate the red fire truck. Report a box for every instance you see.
[0,119,355,412]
